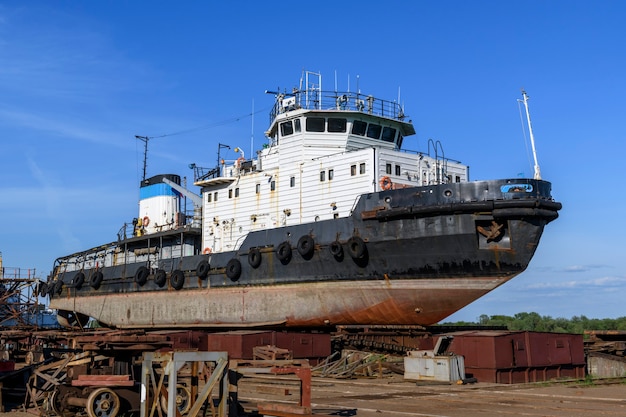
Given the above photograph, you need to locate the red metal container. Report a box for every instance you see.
[445,331,585,383]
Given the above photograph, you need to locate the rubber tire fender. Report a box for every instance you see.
[91,271,104,289]
[154,269,167,287]
[196,260,210,279]
[248,248,262,269]
[347,236,367,259]
[54,279,64,295]
[134,266,149,286]
[226,258,242,281]
[276,241,292,264]
[170,269,185,290]
[297,235,315,259]
[329,241,343,257]
[72,272,85,289]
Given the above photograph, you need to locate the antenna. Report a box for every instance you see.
[520,90,542,180]
[135,135,151,182]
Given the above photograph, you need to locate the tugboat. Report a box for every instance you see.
[44,71,561,329]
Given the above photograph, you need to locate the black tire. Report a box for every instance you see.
[37,282,48,297]
[171,270,185,290]
[276,241,292,264]
[91,271,104,289]
[226,258,242,281]
[347,236,367,259]
[248,248,262,269]
[329,241,343,257]
[196,260,210,279]
[297,235,315,259]
[72,272,85,289]
[154,269,167,287]
[54,279,64,295]
[134,266,149,286]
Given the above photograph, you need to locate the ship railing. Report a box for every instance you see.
[269,90,406,124]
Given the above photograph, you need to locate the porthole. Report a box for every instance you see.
[444,189,453,197]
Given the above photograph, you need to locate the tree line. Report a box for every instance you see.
[442,312,626,334]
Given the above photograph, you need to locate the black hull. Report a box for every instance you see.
[47,178,560,328]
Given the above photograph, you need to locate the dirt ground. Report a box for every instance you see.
[3,377,626,417]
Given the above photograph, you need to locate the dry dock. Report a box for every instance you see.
[238,376,626,417]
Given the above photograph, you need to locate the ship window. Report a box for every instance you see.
[290,176,295,187]
[398,134,404,148]
[207,193,212,203]
[360,163,366,174]
[320,171,325,181]
[382,127,396,142]
[350,164,356,176]
[395,165,401,175]
[366,124,381,139]
[328,169,334,180]
[235,187,240,197]
[328,118,347,132]
[386,163,392,174]
[306,117,325,132]
[271,180,276,191]
[214,192,218,201]
[229,189,233,198]
[455,176,461,183]
[280,121,294,137]
[294,118,301,133]
[255,184,260,194]
[352,120,367,136]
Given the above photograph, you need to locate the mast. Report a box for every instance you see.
[521,90,542,180]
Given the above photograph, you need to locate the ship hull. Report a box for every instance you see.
[47,179,560,328]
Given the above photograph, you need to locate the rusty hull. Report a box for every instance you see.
[51,276,508,328]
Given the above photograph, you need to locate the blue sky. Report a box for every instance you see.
[1,1,624,322]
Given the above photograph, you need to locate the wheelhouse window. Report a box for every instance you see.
[235,188,240,197]
[280,121,294,136]
[351,120,367,136]
[306,117,325,132]
[328,169,334,180]
[366,124,382,139]
[350,165,357,176]
[214,192,218,201]
[386,163,392,174]
[328,118,347,132]
[229,189,233,198]
[290,176,296,187]
[255,184,260,194]
[395,165,401,176]
[271,180,276,191]
[320,171,325,182]
[294,119,301,133]
[360,163,366,174]
[382,127,396,142]
[207,193,212,203]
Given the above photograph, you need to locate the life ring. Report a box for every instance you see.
[248,248,262,269]
[143,216,150,227]
[276,241,292,264]
[203,247,212,255]
[379,176,393,191]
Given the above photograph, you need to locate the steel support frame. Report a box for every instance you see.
[141,351,229,417]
